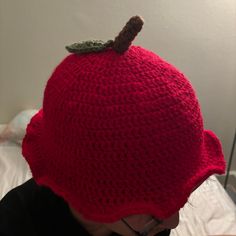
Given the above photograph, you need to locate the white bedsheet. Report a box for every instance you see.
[0,124,236,236]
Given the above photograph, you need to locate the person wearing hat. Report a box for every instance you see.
[0,16,226,236]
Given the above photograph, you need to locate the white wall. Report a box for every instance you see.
[0,0,235,168]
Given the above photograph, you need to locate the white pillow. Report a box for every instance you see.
[0,109,38,145]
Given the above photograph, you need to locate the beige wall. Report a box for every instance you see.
[0,0,236,168]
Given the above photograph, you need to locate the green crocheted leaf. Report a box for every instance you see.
[65,40,113,54]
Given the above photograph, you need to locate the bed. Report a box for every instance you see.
[0,110,236,236]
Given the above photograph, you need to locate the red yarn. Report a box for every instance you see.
[22,45,226,222]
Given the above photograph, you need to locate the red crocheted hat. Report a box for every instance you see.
[22,16,226,222]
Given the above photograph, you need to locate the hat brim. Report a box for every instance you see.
[22,109,226,222]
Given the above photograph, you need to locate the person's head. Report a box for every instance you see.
[22,15,226,234]
[69,209,179,235]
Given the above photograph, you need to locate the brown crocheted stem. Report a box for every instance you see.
[112,15,144,54]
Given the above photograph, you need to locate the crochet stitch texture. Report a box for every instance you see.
[22,16,226,223]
